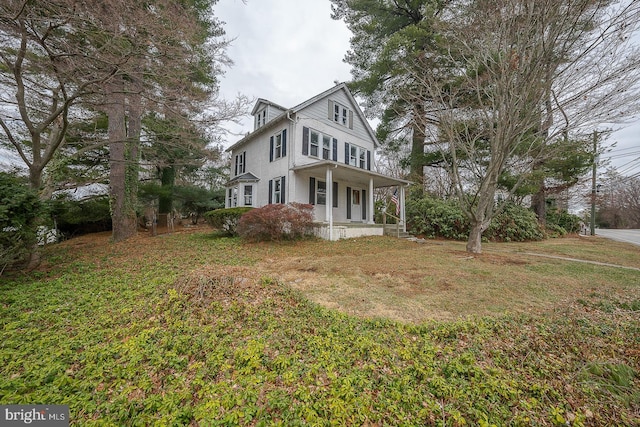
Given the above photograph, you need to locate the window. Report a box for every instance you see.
[349,145,358,167]
[345,143,369,170]
[270,129,287,161]
[275,133,282,158]
[303,127,337,160]
[317,181,326,205]
[234,151,246,176]
[310,131,319,157]
[243,185,253,206]
[352,189,360,205]
[269,176,285,204]
[309,178,337,206]
[274,178,282,204]
[227,188,238,207]
[256,109,266,129]
[322,135,331,160]
[333,102,349,126]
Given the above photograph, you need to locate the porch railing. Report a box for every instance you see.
[381,212,403,238]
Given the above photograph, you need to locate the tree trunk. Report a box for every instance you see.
[410,102,426,185]
[159,166,175,214]
[107,77,137,242]
[466,221,484,254]
[531,187,546,226]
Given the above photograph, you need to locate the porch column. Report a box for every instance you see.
[368,178,374,224]
[326,166,334,240]
[400,185,406,232]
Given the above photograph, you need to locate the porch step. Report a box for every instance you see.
[383,227,426,242]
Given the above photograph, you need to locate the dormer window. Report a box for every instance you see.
[255,109,267,129]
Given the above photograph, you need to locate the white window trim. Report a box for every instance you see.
[228,187,238,208]
[234,151,246,176]
[309,129,333,159]
[334,103,349,126]
[243,185,253,206]
[256,108,266,129]
[316,180,327,205]
[273,178,282,204]
[348,143,368,170]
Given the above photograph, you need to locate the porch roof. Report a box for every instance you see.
[226,172,260,186]
[291,161,411,188]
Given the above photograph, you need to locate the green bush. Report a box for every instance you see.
[204,207,252,236]
[406,196,469,240]
[487,203,544,242]
[546,208,582,234]
[237,203,315,242]
[0,172,47,271]
[51,194,112,237]
[407,195,544,242]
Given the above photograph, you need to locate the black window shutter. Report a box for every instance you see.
[346,187,351,219]
[281,176,286,204]
[302,127,309,155]
[332,182,338,208]
[367,150,371,170]
[344,143,349,165]
[332,138,338,161]
[269,136,274,162]
[234,155,238,176]
[362,189,367,220]
[282,129,287,156]
[309,177,316,205]
[268,180,273,204]
[242,152,246,173]
[349,110,354,129]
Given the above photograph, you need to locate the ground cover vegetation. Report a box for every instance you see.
[1,228,638,425]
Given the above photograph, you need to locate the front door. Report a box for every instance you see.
[350,188,362,222]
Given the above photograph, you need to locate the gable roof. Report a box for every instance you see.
[250,98,287,116]
[291,83,379,148]
[226,172,260,185]
[226,83,379,152]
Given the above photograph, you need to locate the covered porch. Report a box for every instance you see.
[292,161,411,240]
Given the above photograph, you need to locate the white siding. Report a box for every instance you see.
[297,89,373,143]
[229,119,293,208]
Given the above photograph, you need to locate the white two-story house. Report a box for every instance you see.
[225,83,410,240]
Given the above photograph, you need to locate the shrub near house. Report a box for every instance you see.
[407,194,546,242]
[204,207,252,236]
[237,203,315,242]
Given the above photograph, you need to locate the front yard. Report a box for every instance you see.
[1,229,638,425]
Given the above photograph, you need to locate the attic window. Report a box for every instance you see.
[334,103,348,125]
[328,100,353,128]
[256,109,267,129]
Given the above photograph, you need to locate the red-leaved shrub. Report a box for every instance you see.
[237,203,315,242]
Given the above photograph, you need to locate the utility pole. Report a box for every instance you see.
[590,131,598,236]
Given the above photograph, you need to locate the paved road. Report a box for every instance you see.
[595,229,640,247]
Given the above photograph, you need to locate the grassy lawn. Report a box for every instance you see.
[1,228,639,425]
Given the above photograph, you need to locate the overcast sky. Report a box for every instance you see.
[217,0,638,174]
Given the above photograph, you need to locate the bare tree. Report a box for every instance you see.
[1,0,249,243]
[413,0,640,253]
[0,0,112,192]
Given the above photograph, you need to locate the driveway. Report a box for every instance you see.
[595,229,640,247]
